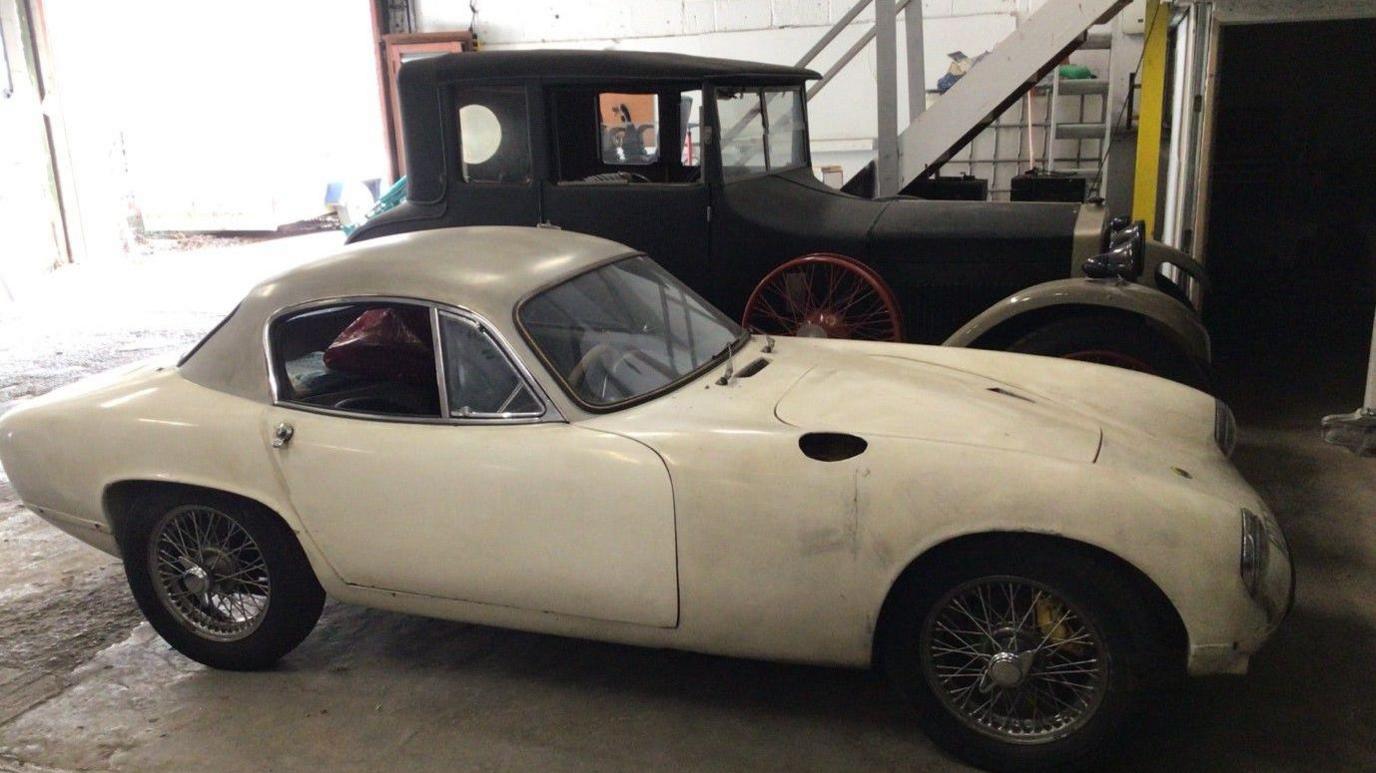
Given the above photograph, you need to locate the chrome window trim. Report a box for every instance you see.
[263,295,563,426]
[430,307,451,419]
[435,310,547,421]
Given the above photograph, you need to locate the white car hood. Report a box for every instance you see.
[774,354,1103,463]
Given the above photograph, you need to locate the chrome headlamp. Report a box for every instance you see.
[1242,506,1290,623]
[1240,508,1269,597]
[1215,399,1237,457]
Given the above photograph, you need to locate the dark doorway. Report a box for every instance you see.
[1204,19,1376,416]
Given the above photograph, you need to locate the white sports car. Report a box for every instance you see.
[0,227,1290,770]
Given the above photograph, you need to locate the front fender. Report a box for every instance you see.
[943,277,1212,365]
[856,437,1260,674]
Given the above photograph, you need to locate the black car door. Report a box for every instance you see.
[448,84,542,226]
[540,86,711,290]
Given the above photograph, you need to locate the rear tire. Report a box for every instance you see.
[880,542,1152,772]
[120,490,324,671]
[1008,315,1205,389]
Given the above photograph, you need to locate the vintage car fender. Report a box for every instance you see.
[942,276,1212,366]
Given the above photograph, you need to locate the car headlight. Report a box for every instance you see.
[1215,399,1237,457]
[1240,508,1269,597]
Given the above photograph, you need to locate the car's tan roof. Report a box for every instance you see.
[179,226,636,402]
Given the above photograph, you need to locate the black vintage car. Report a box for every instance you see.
[349,50,1212,386]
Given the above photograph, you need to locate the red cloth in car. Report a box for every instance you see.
[322,308,434,385]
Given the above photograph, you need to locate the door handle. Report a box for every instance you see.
[272,422,295,448]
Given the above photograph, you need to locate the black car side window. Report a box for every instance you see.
[456,87,532,184]
[598,92,659,166]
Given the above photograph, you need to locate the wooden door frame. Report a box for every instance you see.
[371,25,474,181]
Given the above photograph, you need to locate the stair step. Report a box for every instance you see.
[1056,122,1108,139]
[1057,79,1109,96]
[1081,32,1113,50]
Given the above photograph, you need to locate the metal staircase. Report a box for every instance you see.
[1043,32,1115,179]
[802,0,1131,197]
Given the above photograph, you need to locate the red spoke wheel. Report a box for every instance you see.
[742,253,903,342]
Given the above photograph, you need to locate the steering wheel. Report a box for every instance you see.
[567,343,617,393]
[568,345,675,402]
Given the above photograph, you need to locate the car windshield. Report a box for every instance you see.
[519,256,746,408]
[715,86,807,181]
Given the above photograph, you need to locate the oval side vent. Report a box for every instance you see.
[799,432,868,462]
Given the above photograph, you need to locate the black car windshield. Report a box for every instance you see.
[715,86,807,181]
[519,256,745,408]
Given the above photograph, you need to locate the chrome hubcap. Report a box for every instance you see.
[985,652,1026,689]
[149,505,271,642]
[920,576,1108,743]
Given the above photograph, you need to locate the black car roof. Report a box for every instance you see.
[412,49,819,85]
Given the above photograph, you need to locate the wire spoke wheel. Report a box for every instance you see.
[919,576,1108,745]
[742,253,903,342]
[149,505,271,642]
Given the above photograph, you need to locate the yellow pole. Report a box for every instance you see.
[1132,0,1169,234]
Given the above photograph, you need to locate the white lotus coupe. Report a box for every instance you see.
[0,227,1290,771]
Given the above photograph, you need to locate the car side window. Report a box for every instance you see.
[456,86,532,184]
[270,302,442,418]
[598,92,659,166]
[439,314,543,418]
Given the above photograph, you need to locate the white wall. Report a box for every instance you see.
[415,0,1144,183]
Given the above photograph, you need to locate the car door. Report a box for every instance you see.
[263,300,679,628]
[541,87,711,290]
[446,84,542,226]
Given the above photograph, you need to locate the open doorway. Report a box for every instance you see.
[1203,19,1376,413]
[35,0,389,256]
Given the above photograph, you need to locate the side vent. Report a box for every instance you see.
[799,432,868,462]
[736,358,770,378]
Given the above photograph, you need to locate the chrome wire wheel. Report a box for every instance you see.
[148,505,271,642]
[919,576,1108,745]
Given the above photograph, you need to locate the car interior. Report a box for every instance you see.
[273,303,442,417]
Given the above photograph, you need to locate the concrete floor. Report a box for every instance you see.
[1,240,1374,771]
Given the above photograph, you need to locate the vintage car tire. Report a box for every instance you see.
[120,490,325,671]
[1007,314,1202,388]
[880,542,1149,772]
[741,253,904,342]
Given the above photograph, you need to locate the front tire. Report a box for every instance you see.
[120,491,325,671]
[880,543,1150,771]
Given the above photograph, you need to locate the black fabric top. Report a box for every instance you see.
[412,49,819,84]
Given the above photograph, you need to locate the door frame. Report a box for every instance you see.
[373,29,474,181]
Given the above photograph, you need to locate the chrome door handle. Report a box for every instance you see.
[272,422,295,448]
